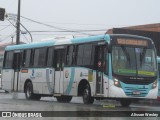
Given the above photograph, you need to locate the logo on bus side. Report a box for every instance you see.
[65,70,69,78]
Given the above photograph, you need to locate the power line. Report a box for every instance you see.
[0,32,16,42]
[0,24,11,31]
[29,29,106,33]
[7,19,31,43]
[0,24,11,26]
[21,16,94,35]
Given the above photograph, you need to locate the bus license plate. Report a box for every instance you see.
[133,91,141,95]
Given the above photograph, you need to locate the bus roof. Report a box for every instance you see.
[5,34,152,51]
[5,34,110,51]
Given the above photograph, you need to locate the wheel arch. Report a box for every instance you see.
[78,79,90,96]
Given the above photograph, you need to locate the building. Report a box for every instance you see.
[107,23,160,33]
[106,23,160,56]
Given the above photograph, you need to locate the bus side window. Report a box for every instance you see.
[77,44,84,66]
[47,47,54,67]
[66,45,74,66]
[73,45,77,65]
[33,49,39,67]
[83,44,92,67]
[22,49,31,68]
[3,51,14,68]
[38,47,47,67]
[30,49,35,67]
[32,47,47,67]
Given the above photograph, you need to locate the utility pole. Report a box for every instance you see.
[16,0,21,44]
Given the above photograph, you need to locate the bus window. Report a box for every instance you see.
[3,51,14,69]
[22,49,31,68]
[77,45,84,66]
[72,45,77,65]
[33,49,39,67]
[66,46,74,66]
[38,48,47,67]
[30,49,35,67]
[83,44,92,66]
[47,47,54,67]
[33,48,47,67]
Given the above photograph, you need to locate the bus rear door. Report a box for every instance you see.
[12,51,22,92]
[54,48,65,94]
[2,50,22,92]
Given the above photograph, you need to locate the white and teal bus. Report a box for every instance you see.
[1,34,158,106]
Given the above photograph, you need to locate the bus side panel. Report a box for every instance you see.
[42,68,54,94]
[21,69,43,94]
[2,69,14,92]
[63,67,78,96]
[31,69,43,94]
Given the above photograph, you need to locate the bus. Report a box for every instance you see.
[157,57,160,100]
[1,34,158,106]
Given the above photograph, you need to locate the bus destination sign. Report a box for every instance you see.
[117,39,148,46]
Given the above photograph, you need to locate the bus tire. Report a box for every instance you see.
[82,84,94,104]
[25,82,34,100]
[120,99,131,107]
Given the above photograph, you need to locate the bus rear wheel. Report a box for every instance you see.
[25,82,33,100]
[25,82,41,100]
[82,84,94,104]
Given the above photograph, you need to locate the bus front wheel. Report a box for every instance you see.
[82,84,94,104]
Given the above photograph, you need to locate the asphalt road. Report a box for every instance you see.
[0,92,160,120]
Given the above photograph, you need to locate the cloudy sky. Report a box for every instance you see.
[0,0,160,43]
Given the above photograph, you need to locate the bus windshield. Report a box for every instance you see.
[112,46,157,77]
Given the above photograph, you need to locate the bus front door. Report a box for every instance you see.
[54,49,65,94]
[95,46,106,95]
[13,52,22,92]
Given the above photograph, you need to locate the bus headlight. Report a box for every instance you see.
[114,78,121,88]
[152,80,157,89]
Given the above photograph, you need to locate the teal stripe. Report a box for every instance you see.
[108,54,112,80]
[5,40,56,51]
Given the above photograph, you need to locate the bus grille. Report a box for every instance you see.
[120,78,154,85]
[123,86,149,97]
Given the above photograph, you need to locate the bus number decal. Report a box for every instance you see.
[21,69,28,73]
